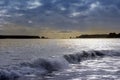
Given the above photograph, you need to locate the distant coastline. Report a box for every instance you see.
[0,35,41,39]
[0,32,120,39]
[75,33,120,38]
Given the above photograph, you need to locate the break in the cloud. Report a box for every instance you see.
[0,0,120,37]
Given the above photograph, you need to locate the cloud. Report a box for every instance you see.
[27,0,43,9]
[0,26,3,30]
[0,0,120,33]
[0,10,7,17]
[70,12,81,17]
[59,30,73,33]
[90,1,100,10]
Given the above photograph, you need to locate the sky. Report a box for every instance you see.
[0,0,120,38]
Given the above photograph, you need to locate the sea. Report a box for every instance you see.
[0,39,120,80]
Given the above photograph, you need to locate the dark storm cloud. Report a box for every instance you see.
[0,0,120,31]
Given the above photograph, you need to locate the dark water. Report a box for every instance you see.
[0,39,120,80]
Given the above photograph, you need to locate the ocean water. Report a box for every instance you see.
[0,39,120,80]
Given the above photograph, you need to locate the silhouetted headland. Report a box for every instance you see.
[75,33,120,38]
[0,35,40,39]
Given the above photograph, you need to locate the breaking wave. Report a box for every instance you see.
[63,50,120,63]
[0,57,68,80]
[0,50,120,80]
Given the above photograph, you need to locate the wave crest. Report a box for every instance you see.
[63,51,105,63]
